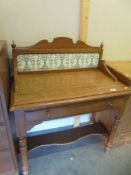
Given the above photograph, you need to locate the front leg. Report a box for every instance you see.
[14,111,29,175]
[19,137,29,175]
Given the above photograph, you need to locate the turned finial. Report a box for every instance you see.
[11,40,16,49]
[100,42,104,49]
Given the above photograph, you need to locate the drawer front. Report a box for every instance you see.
[0,126,9,150]
[0,100,4,123]
[25,96,126,131]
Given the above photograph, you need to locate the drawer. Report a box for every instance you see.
[25,96,127,130]
[0,126,10,150]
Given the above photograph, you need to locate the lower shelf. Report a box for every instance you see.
[27,123,108,151]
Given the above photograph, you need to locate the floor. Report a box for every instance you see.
[28,135,131,175]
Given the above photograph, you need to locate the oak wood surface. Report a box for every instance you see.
[107,61,131,136]
[0,41,9,105]
[10,69,131,111]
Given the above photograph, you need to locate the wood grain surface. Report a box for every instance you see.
[10,69,131,111]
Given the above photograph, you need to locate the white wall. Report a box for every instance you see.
[88,0,131,60]
[0,0,131,60]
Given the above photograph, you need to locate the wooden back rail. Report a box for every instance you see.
[12,37,131,94]
[12,37,104,90]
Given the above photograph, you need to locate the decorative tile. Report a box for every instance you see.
[17,53,99,72]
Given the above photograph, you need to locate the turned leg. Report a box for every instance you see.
[19,137,29,175]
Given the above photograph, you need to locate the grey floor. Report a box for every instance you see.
[29,135,131,175]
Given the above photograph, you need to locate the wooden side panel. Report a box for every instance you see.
[0,41,19,175]
[94,110,115,133]
[117,97,131,133]
[94,96,131,147]
[108,96,131,146]
[114,96,131,144]
[106,61,131,146]
[0,41,9,106]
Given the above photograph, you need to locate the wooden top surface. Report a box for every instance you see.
[107,61,131,78]
[10,69,131,111]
